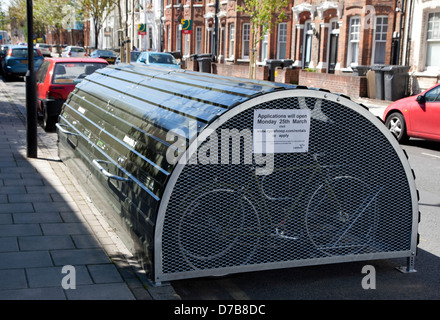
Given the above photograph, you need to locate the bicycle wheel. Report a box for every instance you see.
[177,186,262,270]
[305,176,378,256]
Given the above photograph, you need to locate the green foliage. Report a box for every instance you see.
[76,0,119,48]
[237,0,289,79]
[237,0,289,46]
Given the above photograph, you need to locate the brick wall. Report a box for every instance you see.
[211,63,268,80]
[298,70,368,97]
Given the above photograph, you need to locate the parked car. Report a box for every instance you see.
[1,45,44,81]
[0,44,10,74]
[383,83,440,143]
[115,51,142,64]
[89,49,117,64]
[35,43,51,57]
[61,46,87,58]
[35,57,108,131]
[135,51,181,69]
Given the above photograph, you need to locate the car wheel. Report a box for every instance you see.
[3,72,11,82]
[43,106,56,132]
[385,112,409,143]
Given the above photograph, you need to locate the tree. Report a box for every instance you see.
[237,0,288,79]
[8,0,71,43]
[78,0,118,49]
[36,0,72,44]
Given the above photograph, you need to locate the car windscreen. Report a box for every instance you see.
[71,47,85,53]
[52,62,107,84]
[148,54,177,65]
[131,51,141,61]
[98,50,114,56]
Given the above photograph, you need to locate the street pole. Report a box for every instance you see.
[26,0,37,158]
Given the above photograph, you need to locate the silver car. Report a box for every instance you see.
[36,43,51,57]
[61,46,87,58]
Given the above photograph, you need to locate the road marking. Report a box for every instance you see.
[421,152,440,159]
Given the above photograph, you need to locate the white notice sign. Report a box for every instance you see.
[253,109,311,153]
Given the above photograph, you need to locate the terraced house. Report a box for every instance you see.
[40,0,439,93]
[160,0,439,92]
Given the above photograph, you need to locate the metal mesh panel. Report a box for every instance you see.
[160,95,414,277]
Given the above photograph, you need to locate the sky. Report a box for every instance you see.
[1,0,10,11]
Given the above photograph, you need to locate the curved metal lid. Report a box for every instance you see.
[74,63,300,139]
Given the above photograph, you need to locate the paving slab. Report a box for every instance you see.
[0,76,179,300]
[50,248,112,266]
[0,287,66,300]
[26,266,93,288]
[0,251,53,269]
[64,283,135,300]
[0,269,27,290]
[18,235,75,251]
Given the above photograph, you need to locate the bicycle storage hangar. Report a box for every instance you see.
[57,63,419,285]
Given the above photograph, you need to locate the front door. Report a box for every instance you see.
[303,22,312,69]
[328,33,339,74]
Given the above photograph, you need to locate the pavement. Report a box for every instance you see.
[0,73,391,300]
[0,79,180,300]
[351,96,390,118]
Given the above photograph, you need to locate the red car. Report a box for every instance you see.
[36,57,108,131]
[383,83,440,143]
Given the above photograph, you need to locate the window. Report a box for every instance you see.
[176,25,181,51]
[277,22,287,59]
[425,85,440,102]
[261,32,268,61]
[52,62,107,84]
[210,29,215,54]
[148,26,153,49]
[373,16,388,64]
[229,23,235,57]
[11,48,39,57]
[426,12,440,68]
[242,23,250,58]
[195,26,202,54]
[347,16,361,67]
[303,21,313,68]
[167,26,171,51]
[36,60,50,83]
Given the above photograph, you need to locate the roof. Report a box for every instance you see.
[45,57,109,64]
[7,45,28,49]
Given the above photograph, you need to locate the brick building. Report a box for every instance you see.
[402,0,440,92]
[162,0,405,74]
[44,0,438,93]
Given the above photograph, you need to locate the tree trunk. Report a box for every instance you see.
[248,49,257,79]
[94,20,99,49]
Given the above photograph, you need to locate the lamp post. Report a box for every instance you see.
[26,0,37,158]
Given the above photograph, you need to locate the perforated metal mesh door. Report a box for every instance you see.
[157,90,417,281]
